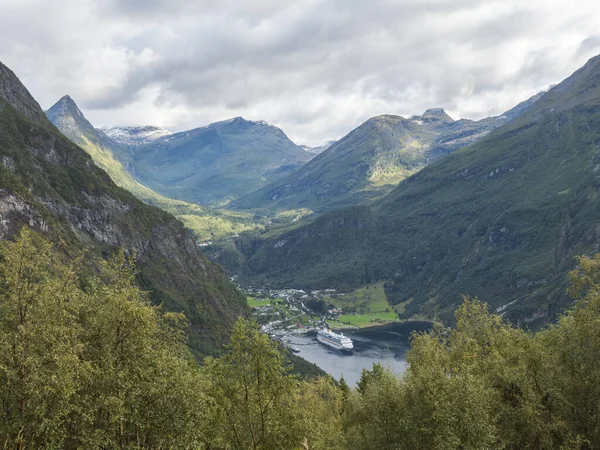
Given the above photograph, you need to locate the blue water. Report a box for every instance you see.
[287,321,432,386]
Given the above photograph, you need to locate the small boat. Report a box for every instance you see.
[317,328,353,351]
[289,345,301,353]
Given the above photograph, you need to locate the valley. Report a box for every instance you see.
[41,60,591,332]
[208,55,600,330]
[2,2,600,445]
[45,95,266,243]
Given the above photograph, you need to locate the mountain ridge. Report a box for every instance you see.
[101,125,172,146]
[127,115,313,205]
[46,95,262,243]
[230,94,545,215]
[1,61,247,357]
[221,54,600,326]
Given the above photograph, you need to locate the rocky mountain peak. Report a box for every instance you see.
[47,94,85,120]
[0,61,49,124]
[45,95,105,148]
[420,108,454,123]
[216,116,272,128]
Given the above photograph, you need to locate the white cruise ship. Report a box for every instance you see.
[317,328,353,351]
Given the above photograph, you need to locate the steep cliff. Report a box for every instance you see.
[0,61,246,357]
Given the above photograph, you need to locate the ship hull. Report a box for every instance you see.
[317,334,353,351]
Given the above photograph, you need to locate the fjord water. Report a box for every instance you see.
[288,321,432,385]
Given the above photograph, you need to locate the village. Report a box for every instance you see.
[245,287,345,332]
[241,280,401,343]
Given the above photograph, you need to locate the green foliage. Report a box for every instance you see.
[5,227,600,448]
[202,318,298,449]
[540,254,600,446]
[338,375,350,403]
[343,268,600,450]
[0,228,207,448]
[0,229,82,447]
[356,363,386,395]
[202,318,344,450]
[344,367,406,450]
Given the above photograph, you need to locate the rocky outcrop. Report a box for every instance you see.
[0,62,49,125]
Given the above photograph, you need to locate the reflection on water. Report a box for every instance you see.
[287,322,432,386]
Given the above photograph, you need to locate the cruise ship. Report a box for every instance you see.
[317,328,354,351]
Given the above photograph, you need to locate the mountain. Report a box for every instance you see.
[127,117,312,206]
[46,97,260,242]
[101,125,172,146]
[231,97,543,215]
[300,140,336,155]
[46,95,135,173]
[0,64,48,124]
[223,55,600,326]
[1,61,246,357]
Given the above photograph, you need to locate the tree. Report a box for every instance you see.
[295,377,345,450]
[538,254,600,447]
[344,366,406,450]
[338,374,350,404]
[356,362,385,395]
[203,318,299,449]
[0,228,208,449]
[71,249,207,448]
[203,318,345,450]
[0,228,83,448]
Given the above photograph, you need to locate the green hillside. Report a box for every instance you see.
[230,97,542,215]
[128,116,312,206]
[224,54,600,325]
[46,96,261,242]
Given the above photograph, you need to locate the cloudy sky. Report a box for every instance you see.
[1,0,599,145]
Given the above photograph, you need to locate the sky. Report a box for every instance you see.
[1,0,599,146]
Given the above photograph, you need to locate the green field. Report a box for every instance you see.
[325,282,399,328]
[247,296,274,308]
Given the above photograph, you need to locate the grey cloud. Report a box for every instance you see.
[0,0,599,145]
[578,35,600,55]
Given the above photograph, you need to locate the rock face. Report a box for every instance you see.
[231,95,543,215]
[46,95,122,155]
[0,61,246,358]
[0,63,48,124]
[416,108,455,124]
[46,95,92,137]
[227,54,600,326]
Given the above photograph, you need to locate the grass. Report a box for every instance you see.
[247,296,274,308]
[394,297,414,315]
[330,312,399,328]
[325,282,399,328]
[178,213,259,242]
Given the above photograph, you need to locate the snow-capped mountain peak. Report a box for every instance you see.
[101,126,172,146]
